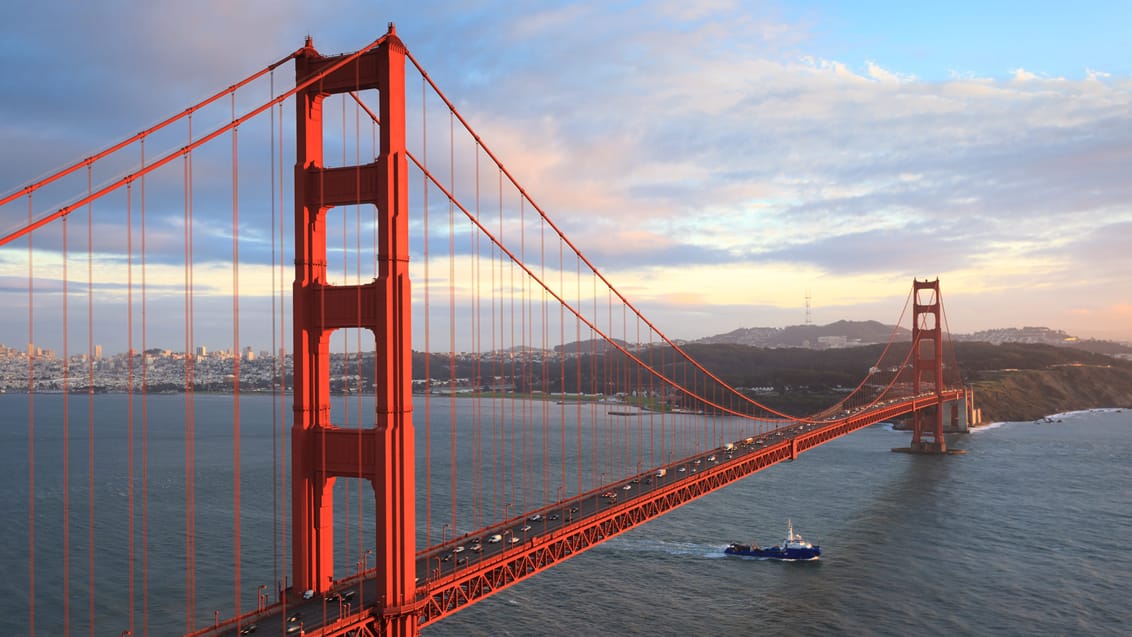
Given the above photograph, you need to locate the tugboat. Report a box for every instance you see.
[725,519,821,561]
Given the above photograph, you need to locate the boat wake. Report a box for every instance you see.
[601,537,731,558]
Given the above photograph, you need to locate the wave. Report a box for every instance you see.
[970,421,1007,434]
[1046,407,1124,420]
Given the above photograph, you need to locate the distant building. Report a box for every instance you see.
[817,335,847,349]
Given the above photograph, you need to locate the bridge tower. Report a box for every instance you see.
[910,278,947,453]
[291,25,420,635]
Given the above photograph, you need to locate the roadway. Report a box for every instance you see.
[207,420,818,636]
[416,417,826,577]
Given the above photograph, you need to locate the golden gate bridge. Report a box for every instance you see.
[1,25,972,636]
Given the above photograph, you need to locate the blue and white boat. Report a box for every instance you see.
[725,519,821,561]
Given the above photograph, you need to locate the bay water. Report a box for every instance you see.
[1,394,1128,636]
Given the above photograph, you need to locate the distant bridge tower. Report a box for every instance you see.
[291,24,420,635]
[909,278,946,453]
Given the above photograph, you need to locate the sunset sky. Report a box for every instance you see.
[2,0,1130,352]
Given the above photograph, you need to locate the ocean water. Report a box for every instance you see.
[422,408,1132,637]
[1,395,1129,636]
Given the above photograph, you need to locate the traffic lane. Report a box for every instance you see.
[231,430,809,633]
[221,597,343,636]
[416,427,820,581]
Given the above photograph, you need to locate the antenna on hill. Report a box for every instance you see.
[805,289,812,325]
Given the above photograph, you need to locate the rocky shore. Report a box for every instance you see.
[970,364,1132,423]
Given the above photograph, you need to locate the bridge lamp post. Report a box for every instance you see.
[597,472,607,509]
[258,584,267,611]
[439,525,451,576]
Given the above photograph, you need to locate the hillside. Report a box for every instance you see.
[968,365,1132,422]
[695,321,1132,356]
[694,320,908,348]
[398,339,1132,422]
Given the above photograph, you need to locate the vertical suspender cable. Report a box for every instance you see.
[560,233,566,497]
[421,76,436,540]
[86,166,96,637]
[126,182,136,636]
[575,256,582,494]
[182,119,196,631]
[473,146,483,523]
[338,93,351,565]
[140,138,150,636]
[448,109,459,528]
[268,68,280,600]
[277,89,289,596]
[491,168,500,523]
[510,187,518,512]
[543,218,552,504]
[354,91,363,567]
[519,197,527,511]
[230,94,243,621]
[62,208,70,637]
[26,194,36,636]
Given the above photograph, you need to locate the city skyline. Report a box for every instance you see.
[2,1,1130,353]
[5,320,1121,363]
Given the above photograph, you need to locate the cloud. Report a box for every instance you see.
[3,0,1131,349]
[866,61,914,83]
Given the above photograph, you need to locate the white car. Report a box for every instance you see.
[453,545,465,553]
[509,536,521,544]
[488,534,503,543]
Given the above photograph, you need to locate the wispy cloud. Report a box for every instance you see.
[2,0,1130,347]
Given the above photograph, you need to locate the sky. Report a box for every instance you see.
[1,0,1130,355]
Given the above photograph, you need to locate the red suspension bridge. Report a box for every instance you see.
[1,26,973,636]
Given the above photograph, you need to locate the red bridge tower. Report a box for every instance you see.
[910,278,947,453]
[291,25,420,635]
